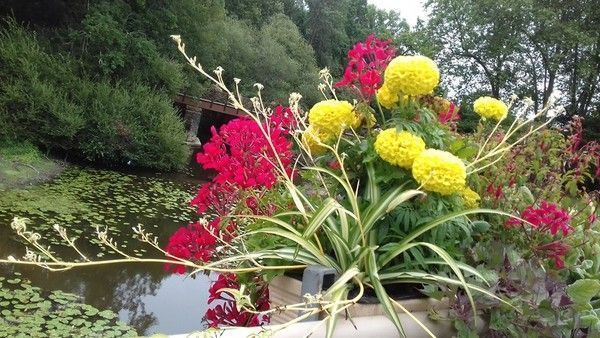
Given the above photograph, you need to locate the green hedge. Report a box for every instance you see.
[0,21,188,171]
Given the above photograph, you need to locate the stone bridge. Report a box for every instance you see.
[174,93,245,146]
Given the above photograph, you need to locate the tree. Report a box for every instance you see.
[305,0,349,74]
[424,0,525,99]
[224,0,285,27]
[422,0,600,137]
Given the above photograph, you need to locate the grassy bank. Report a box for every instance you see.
[0,142,64,190]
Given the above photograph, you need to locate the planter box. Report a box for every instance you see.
[269,275,455,337]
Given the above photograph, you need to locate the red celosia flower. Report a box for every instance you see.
[164,219,222,274]
[191,182,240,216]
[204,274,270,327]
[335,34,396,101]
[197,116,294,189]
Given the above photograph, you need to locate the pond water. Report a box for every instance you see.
[0,164,213,335]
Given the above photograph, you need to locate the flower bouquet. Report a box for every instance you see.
[160,34,562,337]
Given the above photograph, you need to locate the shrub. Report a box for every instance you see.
[0,20,189,170]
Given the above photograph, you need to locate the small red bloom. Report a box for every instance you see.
[507,201,572,269]
[328,160,341,170]
[590,212,598,228]
[335,34,396,101]
[522,200,571,236]
[191,182,239,216]
[164,219,222,274]
[204,274,270,327]
[438,102,461,126]
[486,183,504,200]
[535,241,570,269]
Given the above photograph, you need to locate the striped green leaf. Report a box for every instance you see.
[247,227,338,269]
[303,198,342,239]
[366,249,406,337]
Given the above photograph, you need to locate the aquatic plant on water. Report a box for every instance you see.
[0,272,136,337]
[1,34,599,338]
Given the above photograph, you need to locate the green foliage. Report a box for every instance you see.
[1,0,333,163]
[74,81,189,170]
[0,20,189,170]
[225,0,285,26]
[70,2,186,95]
[74,0,323,103]
[567,279,600,305]
[0,142,47,165]
[256,14,321,104]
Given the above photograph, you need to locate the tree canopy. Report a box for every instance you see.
[422,0,600,138]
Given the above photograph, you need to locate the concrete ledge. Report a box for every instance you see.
[171,314,452,338]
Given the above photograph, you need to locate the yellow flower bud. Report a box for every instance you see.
[473,96,508,121]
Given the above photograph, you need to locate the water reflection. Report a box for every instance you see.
[0,166,211,335]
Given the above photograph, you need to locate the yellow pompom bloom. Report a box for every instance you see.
[473,96,508,120]
[374,129,426,169]
[412,149,466,195]
[301,126,332,155]
[384,55,440,96]
[308,100,357,136]
[376,84,399,109]
[461,187,480,208]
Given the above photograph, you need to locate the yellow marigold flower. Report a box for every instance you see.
[374,129,426,169]
[376,84,399,109]
[301,126,332,155]
[308,100,356,136]
[412,149,466,195]
[473,96,508,120]
[384,55,440,96]
[461,187,480,208]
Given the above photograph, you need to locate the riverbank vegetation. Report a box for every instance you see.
[0,142,63,190]
[0,0,413,171]
[2,0,598,171]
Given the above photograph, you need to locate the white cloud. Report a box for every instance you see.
[367,0,427,27]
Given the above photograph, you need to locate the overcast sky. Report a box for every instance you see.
[367,0,427,27]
